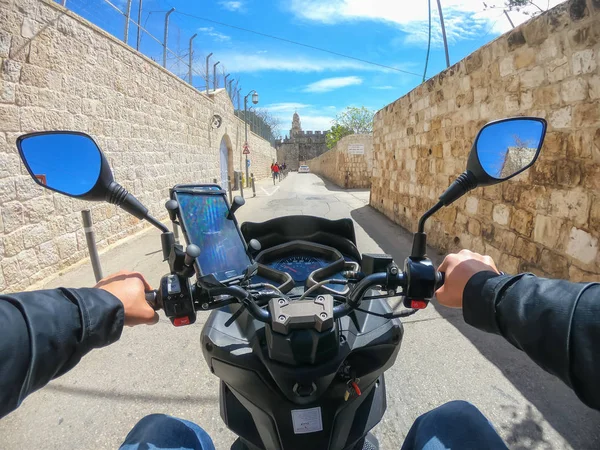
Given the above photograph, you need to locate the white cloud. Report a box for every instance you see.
[372,85,394,90]
[263,102,312,112]
[198,27,230,42]
[287,0,567,45]
[215,51,402,73]
[262,103,335,133]
[302,76,363,93]
[220,1,244,12]
[298,115,335,131]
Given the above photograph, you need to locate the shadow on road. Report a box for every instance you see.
[350,204,600,450]
[46,383,218,405]
[313,177,370,194]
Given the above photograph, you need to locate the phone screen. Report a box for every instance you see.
[176,191,251,281]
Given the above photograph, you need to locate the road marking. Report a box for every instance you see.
[261,186,280,196]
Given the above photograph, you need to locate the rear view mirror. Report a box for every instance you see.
[17,132,112,200]
[468,117,546,186]
[413,116,546,258]
[16,131,169,234]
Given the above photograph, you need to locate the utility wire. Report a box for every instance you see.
[173,11,422,78]
[423,0,432,82]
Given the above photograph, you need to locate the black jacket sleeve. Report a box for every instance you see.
[463,272,600,411]
[0,288,124,418]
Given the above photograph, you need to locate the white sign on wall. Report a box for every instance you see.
[348,144,365,155]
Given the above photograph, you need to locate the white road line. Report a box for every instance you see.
[261,185,280,196]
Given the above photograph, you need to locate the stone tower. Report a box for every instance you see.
[275,112,328,170]
[291,111,302,137]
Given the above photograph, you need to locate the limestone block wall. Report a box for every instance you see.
[0,0,275,292]
[308,134,373,188]
[371,0,600,281]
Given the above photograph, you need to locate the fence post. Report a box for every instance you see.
[213,61,220,91]
[81,210,103,283]
[188,34,197,85]
[239,172,244,198]
[136,0,143,50]
[61,0,67,6]
[228,177,233,204]
[251,173,256,197]
[123,0,133,44]
[205,53,213,95]
[163,8,175,68]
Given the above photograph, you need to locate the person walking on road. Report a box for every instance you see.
[272,161,280,184]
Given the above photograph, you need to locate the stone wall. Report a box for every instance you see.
[0,0,276,293]
[308,134,373,188]
[371,0,600,281]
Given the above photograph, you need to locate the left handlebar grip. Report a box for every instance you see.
[145,290,161,310]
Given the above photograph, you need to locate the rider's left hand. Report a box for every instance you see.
[95,271,159,326]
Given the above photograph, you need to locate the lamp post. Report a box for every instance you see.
[244,90,259,187]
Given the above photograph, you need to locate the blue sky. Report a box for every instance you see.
[67,0,564,135]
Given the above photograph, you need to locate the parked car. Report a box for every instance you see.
[298,165,310,173]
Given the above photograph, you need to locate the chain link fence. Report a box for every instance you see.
[54,0,277,144]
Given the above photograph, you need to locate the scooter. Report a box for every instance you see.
[16,117,546,449]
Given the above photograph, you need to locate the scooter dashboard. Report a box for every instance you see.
[251,240,357,295]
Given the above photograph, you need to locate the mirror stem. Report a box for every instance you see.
[106,182,169,233]
[147,214,169,233]
[411,201,443,259]
[418,201,443,234]
[438,171,478,206]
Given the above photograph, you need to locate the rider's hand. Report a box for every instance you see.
[435,250,500,308]
[95,271,159,326]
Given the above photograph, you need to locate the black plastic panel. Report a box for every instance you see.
[241,216,360,261]
[201,299,403,449]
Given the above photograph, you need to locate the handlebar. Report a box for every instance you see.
[157,262,439,325]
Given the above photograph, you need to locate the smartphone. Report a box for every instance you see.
[173,186,252,282]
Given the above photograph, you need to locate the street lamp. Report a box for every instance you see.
[244,89,259,187]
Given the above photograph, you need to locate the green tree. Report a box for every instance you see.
[325,106,375,149]
[483,0,546,17]
[326,124,354,149]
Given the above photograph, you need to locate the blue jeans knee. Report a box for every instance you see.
[401,400,508,450]
[119,413,216,450]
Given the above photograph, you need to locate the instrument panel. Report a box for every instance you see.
[270,255,328,283]
[251,240,358,295]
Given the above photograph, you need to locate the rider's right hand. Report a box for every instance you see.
[435,249,500,308]
[95,271,159,326]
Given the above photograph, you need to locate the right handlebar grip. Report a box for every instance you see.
[435,272,445,290]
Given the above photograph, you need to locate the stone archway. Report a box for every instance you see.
[219,134,234,190]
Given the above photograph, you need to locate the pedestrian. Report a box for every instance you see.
[273,161,280,181]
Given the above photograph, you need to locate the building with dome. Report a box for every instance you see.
[275,112,328,170]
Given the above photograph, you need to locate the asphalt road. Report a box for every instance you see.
[1,172,599,450]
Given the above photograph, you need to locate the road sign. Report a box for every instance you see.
[243,142,250,154]
[246,159,251,167]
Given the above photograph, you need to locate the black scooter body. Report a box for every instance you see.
[201,299,403,450]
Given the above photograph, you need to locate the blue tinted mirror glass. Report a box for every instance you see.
[19,133,102,196]
[476,119,544,180]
